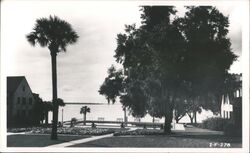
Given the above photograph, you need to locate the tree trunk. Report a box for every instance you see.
[187,113,193,124]
[51,52,58,140]
[84,113,86,125]
[176,117,179,123]
[194,111,197,124]
[45,111,49,125]
[82,114,84,126]
[164,114,173,134]
[164,106,173,134]
[124,107,127,126]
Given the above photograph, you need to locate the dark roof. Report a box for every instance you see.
[7,76,25,95]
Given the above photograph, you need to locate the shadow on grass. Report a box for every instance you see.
[170,132,242,143]
[7,134,89,147]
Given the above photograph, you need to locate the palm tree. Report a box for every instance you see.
[80,106,90,125]
[26,15,78,140]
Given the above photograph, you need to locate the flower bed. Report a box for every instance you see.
[8,127,128,136]
[7,128,30,133]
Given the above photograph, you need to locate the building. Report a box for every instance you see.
[220,74,242,124]
[7,76,42,127]
[221,94,233,119]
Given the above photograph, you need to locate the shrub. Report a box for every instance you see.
[201,117,230,131]
[70,118,77,127]
[120,123,125,128]
[91,122,97,128]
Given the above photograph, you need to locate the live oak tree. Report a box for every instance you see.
[100,6,185,133]
[118,6,186,133]
[99,6,236,134]
[26,16,78,140]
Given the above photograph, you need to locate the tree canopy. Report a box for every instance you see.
[99,6,237,133]
[26,15,78,54]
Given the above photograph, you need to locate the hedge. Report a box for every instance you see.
[201,117,241,136]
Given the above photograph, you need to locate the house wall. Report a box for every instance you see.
[221,94,233,119]
[11,79,35,122]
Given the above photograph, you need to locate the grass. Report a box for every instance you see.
[69,127,242,148]
[7,126,242,148]
[7,134,89,147]
[69,134,241,148]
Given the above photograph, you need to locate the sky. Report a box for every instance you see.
[1,0,244,102]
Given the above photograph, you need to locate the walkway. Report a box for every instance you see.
[7,131,33,136]
[45,128,136,147]
[45,133,114,147]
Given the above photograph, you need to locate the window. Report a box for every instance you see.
[223,111,226,118]
[29,98,32,105]
[22,97,26,105]
[17,97,20,104]
[22,110,26,116]
[22,86,25,92]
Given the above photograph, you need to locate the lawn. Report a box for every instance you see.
[7,126,242,148]
[69,134,241,148]
[7,127,129,147]
[7,134,89,147]
[69,127,242,148]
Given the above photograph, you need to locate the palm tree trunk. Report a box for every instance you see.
[84,113,86,125]
[51,52,58,140]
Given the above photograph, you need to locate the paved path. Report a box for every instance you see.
[45,128,136,148]
[7,132,30,136]
[45,133,114,147]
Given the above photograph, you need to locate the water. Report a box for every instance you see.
[48,103,214,123]
[48,103,161,123]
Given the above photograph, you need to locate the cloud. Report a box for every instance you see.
[2,1,244,101]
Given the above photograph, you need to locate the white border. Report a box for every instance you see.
[1,0,249,152]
